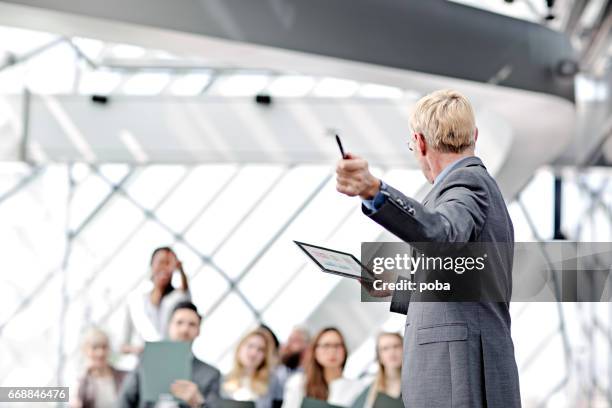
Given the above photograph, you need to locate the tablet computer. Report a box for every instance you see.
[293,241,376,283]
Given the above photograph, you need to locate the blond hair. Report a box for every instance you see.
[223,329,275,397]
[81,327,110,352]
[410,89,476,153]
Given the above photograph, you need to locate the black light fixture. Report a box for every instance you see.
[255,94,272,106]
[91,94,109,105]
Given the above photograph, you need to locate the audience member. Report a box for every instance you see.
[270,326,310,403]
[122,247,190,354]
[71,327,127,408]
[282,327,366,408]
[363,332,402,408]
[118,301,221,408]
[222,329,275,408]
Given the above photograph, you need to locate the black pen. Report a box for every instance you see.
[335,134,347,159]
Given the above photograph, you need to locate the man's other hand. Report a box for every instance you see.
[336,153,381,199]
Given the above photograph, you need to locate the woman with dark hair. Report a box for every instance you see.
[121,246,191,355]
[281,327,366,408]
[362,332,402,408]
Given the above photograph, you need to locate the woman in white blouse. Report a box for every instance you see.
[121,246,190,355]
[222,328,275,408]
[282,327,366,408]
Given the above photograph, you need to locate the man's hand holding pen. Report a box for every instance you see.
[335,153,381,200]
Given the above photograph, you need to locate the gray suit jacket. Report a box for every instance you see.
[363,156,521,408]
[118,356,221,408]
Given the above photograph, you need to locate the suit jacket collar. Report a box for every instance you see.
[422,156,486,206]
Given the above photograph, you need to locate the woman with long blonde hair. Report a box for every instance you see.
[223,328,275,408]
[363,332,403,408]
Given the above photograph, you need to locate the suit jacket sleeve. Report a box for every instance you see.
[118,369,140,408]
[363,168,489,243]
[202,368,221,408]
[365,169,490,315]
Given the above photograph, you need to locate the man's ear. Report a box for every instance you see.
[417,133,427,155]
[474,127,479,143]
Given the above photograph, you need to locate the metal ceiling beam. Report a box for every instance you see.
[0,0,576,100]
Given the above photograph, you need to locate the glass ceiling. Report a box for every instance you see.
[2,22,612,407]
[0,26,410,100]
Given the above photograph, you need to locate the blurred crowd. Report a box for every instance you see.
[70,247,403,408]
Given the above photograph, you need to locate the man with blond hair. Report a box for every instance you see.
[336,90,521,407]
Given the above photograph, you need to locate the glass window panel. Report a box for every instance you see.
[65,241,100,297]
[170,242,206,283]
[184,165,284,256]
[60,297,90,355]
[209,73,270,97]
[517,169,554,240]
[1,338,56,387]
[268,76,315,97]
[189,265,230,317]
[213,166,329,278]
[0,26,56,55]
[0,342,17,384]
[193,292,255,364]
[108,43,146,59]
[507,202,536,241]
[0,64,25,94]
[2,274,61,342]
[69,173,112,231]
[78,68,123,95]
[261,268,341,339]
[87,221,175,320]
[168,72,212,96]
[122,72,171,95]
[237,239,303,311]
[0,280,23,323]
[76,195,146,262]
[124,165,187,210]
[357,83,403,99]
[25,43,77,94]
[71,37,105,61]
[99,163,132,184]
[156,165,238,233]
[237,177,355,310]
[382,169,427,198]
[312,78,359,98]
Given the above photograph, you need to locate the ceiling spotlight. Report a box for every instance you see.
[255,94,272,106]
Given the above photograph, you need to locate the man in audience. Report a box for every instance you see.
[119,301,221,408]
[270,326,310,404]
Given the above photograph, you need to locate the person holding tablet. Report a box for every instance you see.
[335,90,521,408]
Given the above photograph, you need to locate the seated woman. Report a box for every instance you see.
[282,327,366,408]
[362,332,403,408]
[122,246,190,355]
[71,327,127,408]
[222,329,276,408]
